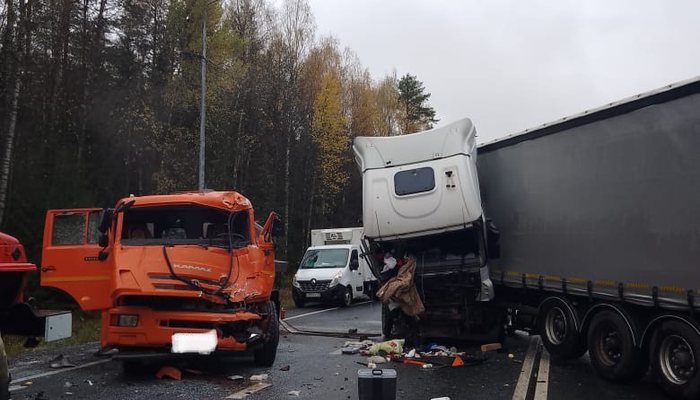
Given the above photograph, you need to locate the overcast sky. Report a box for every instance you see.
[307,0,700,143]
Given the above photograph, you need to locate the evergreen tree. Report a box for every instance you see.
[397,73,438,134]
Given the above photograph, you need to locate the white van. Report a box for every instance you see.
[292,228,378,307]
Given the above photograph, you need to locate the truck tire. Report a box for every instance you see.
[0,336,9,400]
[651,320,700,400]
[340,286,352,308]
[537,299,586,360]
[254,302,279,367]
[587,310,644,382]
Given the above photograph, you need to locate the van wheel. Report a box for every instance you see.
[254,302,279,367]
[538,299,586,360]
[1,336,9,400]
[293,293,305,308]
[587,310,644,382]
[651,320,700,400]
[340,286,352,308]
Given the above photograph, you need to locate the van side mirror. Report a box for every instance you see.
[350,259,359,271]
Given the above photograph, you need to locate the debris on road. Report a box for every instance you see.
[155,365,182,380]
[279,365,291,371]
[49,354,76,369]
[249,374,269,381]
[368,339,404,355]
[288,390,300,396]
[367,356,388,364]
[480,343,503,352]
[357,368,397,400]
[226,382,272,399]
[228,375,245,381]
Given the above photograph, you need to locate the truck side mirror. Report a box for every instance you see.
[98,233,109,248]
[271,218,284,238]
[98,208,114,234]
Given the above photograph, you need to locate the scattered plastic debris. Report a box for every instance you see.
[368,339,404,355]
[288,390,300,396]
[63,381,73,388]
[85,379,94,386]
[155,365,182,380]
[249,374,269,381]
[228,375,245,381]
[279,365,291,371]
[49,354,76,369]
[367,356,387,364]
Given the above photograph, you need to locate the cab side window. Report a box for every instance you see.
[52,213,86,245]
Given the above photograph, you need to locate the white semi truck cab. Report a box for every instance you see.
[292,228,378,307]
[353,118,500,340]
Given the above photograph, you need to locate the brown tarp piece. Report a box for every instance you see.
[377,256,425,316]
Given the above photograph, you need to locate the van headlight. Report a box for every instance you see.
[292,276,300,288]
[329,271,343,288]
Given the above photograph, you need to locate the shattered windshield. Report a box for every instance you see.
[300,249,349,269]
[120,206,250,248]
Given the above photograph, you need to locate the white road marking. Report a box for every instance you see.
[534,349,550,400]
[284,301,372,321]
[8,385,26,393]
[512,336,542,400]
[226,382,272,399]
[10,359,111,384]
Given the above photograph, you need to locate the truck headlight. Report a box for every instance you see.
[329,271,343,288]
[292,276,300,288]
[112,314,139,327]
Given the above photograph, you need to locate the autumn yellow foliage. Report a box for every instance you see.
[312,72,349,201]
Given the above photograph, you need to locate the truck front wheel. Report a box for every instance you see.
[651,320,700,400]
[537,299,586,360]
[0,335,9,400]
[340,286,352,308]
[253,302,279,367]
[587,310,644,382]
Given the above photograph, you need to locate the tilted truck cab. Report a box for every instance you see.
[353,118,501,341]
[40,191,282,365]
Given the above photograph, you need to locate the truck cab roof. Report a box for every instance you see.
[117,191,252,212]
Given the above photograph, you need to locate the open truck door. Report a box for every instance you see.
[41,209,113,310]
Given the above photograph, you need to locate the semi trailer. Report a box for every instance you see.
[40,191,283,368]
[478,77,700,399]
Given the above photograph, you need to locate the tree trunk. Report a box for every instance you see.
[0,75,21,226]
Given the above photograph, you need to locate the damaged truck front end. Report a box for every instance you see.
[40,191,282,366]
[353,118,501,341]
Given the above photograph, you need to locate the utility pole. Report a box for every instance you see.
[198,5,207,190]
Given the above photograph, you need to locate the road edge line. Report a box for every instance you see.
[512,336,542,400]
[284,300,372,321]
[534,347,550,400]
[11,359,110,384]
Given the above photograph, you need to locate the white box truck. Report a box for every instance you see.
[292,227,378,307]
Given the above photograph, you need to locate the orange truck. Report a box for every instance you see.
[39,191,283,367]
[1,232,71,400]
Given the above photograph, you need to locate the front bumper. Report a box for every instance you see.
[101,306,263,352]
[292,284,346,303]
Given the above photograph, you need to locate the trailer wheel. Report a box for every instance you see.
[254,302,279,367]
[651,320,700,400]
[587,310,643,382]
[0,336,9,400]
[537,299,586,360]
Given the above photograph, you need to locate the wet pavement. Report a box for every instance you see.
[7,301,670,399]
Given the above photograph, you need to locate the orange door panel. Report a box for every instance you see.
[41,209,113,310]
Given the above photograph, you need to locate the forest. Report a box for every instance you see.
[0,0,438,266]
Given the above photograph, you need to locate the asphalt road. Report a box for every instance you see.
[7,301,670,400]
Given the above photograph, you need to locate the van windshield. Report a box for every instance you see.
[300,249,349,269]
[120,206,250,248]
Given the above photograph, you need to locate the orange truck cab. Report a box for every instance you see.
[40,191,283,366]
